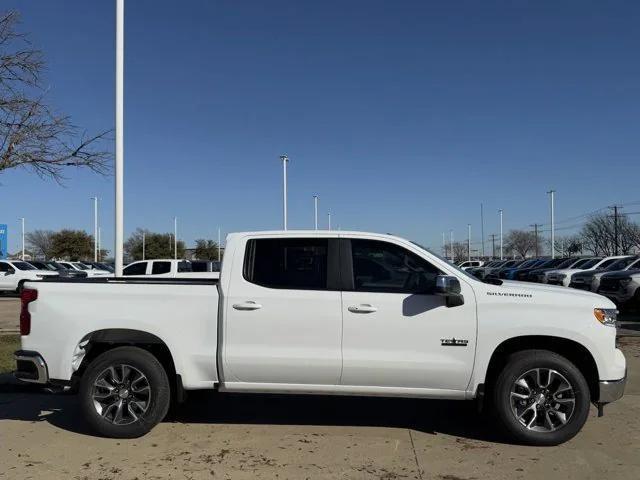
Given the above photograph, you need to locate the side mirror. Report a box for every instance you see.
[435,275,464,307]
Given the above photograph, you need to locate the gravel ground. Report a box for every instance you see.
[0,338,638,480]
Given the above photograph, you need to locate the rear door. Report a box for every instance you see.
[223,236,343,385]
[340,237,477,392]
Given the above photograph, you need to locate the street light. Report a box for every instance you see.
[91,196,98,262]
[327,212,332,230]
[114,0,125,276]
[20,218,25,260]
[280,154,289,230]
[548,190,556,258]
[499,209,504,260]
[173,216,177,260]
[313,195,319,230]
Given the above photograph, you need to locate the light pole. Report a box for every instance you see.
[97,227,102,261]
[327,212,332,230]
[549,190,556,258]
[280,154,289,230]
[313,195,319,230]
[173,216,177,259]
[91,196,98,262]
[20,218,25,260]
[480,203,485,258]
[218,227,221,262]
[467,224,471,261]
[449,229,454,262]
[114,0,125,277]
[499,209,504,260]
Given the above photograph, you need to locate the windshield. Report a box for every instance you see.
[410,242,478,281]
[605,257,636,271]
[73,262,89,270]
[12,261,36,270]
[568,258,589,269]
[578,259,600,269]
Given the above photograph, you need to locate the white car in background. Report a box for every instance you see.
[122,259,220,279]
[58,262,112,278]
[457,260,484,270]
[546,256,628,287]
[0,260,59,293]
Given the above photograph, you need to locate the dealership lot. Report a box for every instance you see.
[0,332,638,479]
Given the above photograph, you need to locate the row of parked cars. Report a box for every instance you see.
[458,255,640,309]
[0,258,221,294]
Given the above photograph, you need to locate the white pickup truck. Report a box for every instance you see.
[14,231,626,445]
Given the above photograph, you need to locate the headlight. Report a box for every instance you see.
[594,308,617,327]
[619,278,632,288]
[557,274,566,279]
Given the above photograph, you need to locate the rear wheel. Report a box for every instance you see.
[492,349,590,446]
[79,346,170,438]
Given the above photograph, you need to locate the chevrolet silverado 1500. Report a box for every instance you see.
[14,231,626,444]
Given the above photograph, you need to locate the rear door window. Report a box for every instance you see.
[151,261,171,275]
[244,238,329,290]
[123,262,148,275]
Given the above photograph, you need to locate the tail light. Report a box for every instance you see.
[20,288,38,335]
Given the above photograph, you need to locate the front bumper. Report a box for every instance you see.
[598,370,627,404]
[568,281,592,291]
[14,350,49,384]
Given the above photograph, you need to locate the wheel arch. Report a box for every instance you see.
[72,328,182,400]
[482,335,600,402]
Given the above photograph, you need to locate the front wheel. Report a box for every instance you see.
[492,349,590,446]
[79,346,170,438]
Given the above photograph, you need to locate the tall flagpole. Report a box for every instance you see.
[114,0,125,276]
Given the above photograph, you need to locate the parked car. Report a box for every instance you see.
[546,257,605,286]
[14,230,626,445]
[529,258,588,283]
[487,259,527,280]
[514,257,567,281]
[457,260,484,270]
[598,268,640,309]
[569,256,639,292]
[123,259,220,279]
[190,260,221,273]
[0,260,58,293]
[58,261,112,277]
[498,258,548,280]
[28,261,88,279]
[84,262,115,273]
[466,260,504,279]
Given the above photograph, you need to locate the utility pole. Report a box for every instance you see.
[173,217,178,259]
[498,209,504,260]
[609,205,621,255]
[530,223,542,257]
[280,154,289,230]
[489,234,497,259]
[114,0,125,276]
[449,230,454,263]
[467,224,471,261]
[20,217,25,260]
[480,203,485,258]
[547,190,555,258]
[313,195,319,230]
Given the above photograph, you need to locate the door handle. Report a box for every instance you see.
[348,304,377,314]
[232,301,263,311]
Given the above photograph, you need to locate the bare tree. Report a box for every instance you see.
[0,11,111,183]
[580,213,640,256]
[505,229,538,258]
[25,229,54,259]
[451,241,468,262]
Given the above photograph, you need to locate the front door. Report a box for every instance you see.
[340,238,476,392]
[223,236,343,385]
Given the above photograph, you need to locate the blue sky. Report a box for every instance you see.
[2,0,639,254]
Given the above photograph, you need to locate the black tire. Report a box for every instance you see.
[492,349,590,446]
[79,346,170,438]
[16,280,25,294]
